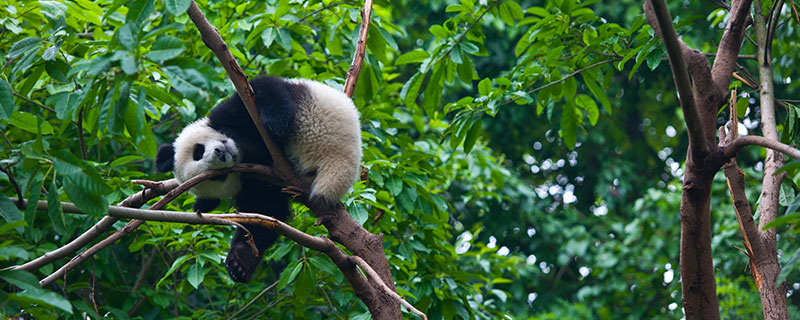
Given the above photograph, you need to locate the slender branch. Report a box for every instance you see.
[724,135,800,159]
[227,280,280,320]
[5,180,178,272]
[0,165,24,208]
[352,256,428,320]
[299,1,355,22]
[722,161,765,288]
[766,0,785,53]
[0,129,12,148]
[343,0,373,97]
[644,0,708,154]
[502,59,618,106]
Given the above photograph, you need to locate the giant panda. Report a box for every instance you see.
[155,76,362,283]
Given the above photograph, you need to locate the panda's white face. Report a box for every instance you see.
[172,119,242,198]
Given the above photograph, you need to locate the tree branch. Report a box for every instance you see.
[30,200,426,319]
[343,0,373,97]
[724,136,800,159]
[186,1,296,184]
[711,0,754,94]
[643,0,708,155]
[5,179,178,272]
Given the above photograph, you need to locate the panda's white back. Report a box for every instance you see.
[285,79,362,203]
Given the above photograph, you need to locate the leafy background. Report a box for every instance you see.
[1,0,799,319]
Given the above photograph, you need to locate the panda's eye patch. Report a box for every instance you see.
[192,144,205,161]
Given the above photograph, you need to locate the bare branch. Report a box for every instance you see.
[186,1,296,184]
[644,0,708,154]
[711,0,754,93]
[343,0,373,97]
[725,135,800,159]
[6,180,177,272]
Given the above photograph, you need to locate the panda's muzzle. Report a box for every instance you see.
[215,148,227,162]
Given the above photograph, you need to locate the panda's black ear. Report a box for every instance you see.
[155,144,176,172]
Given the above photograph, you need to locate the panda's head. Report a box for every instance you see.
[156,118,241,198]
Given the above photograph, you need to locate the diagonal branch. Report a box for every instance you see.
[343,0,373,97]
[711,0,754,93]
[644,0,708,154]
[186,1,296,185]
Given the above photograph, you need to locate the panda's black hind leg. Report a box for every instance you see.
[225,178,291,283]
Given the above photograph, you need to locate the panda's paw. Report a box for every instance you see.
[225,242,261,283]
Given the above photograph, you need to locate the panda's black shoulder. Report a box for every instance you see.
[207,76,298,145]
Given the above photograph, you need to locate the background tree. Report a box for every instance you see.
[1,0,800,319]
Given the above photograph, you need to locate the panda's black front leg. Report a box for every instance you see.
[193,198,221,213]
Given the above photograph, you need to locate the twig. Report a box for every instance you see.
[343,0,373,97]
[0,129,12,148]
[89,257,101,320]
[502,59,618,106]
[77,107,87,160]
[299,1,355,22]
[0,165,24,208]
[226,279,280,320]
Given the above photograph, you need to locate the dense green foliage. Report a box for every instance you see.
[1,0,799,319]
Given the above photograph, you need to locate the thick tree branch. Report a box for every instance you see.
[343,0,373,97]
[711,0,754,94]
[643,0,708,154]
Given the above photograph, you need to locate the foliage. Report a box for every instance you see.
[1,0,799,319]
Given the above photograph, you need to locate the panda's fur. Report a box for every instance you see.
[155,76,361,282]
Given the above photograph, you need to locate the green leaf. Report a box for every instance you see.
[6,37,41,59]
[262,27,276,48]
[348,203,369,226]
[42,45,58,61]
[127,0,154,27]
[463,116,482,153]
[0,79,16,120]
[146,36,185,62]
[45,60,70,83]
[576,94,599,126]
[0,270,73,314]
[117,23,138,51]
[46,180,68,236]
[422,62,445,117]
[582,73,611,115]
[277,260,303,291]
[157,254,191,288]
[396,50,430,65]
[164,0,190,15]
[561,102,577,149]
[0,194,24,233]
[186,259,208,289]
[294,264,315,300]
[400,72,425,106]
[10,112,54,135]
[62,178,108,215]
[478,78,492,96]
[386,176,403,196]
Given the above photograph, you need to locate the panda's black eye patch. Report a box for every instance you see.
[193,143,205,161]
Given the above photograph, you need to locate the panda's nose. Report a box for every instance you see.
[215,148,227,162]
